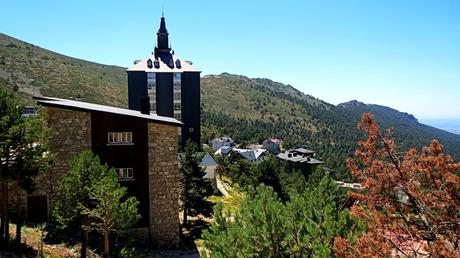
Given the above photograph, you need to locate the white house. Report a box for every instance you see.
[214,145,234,156]
[233,148,269,165]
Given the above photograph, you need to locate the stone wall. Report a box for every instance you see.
[147,123,180,246]
[37,107,92,217]
[5,107,91,220]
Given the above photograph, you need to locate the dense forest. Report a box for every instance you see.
[201,73,460,179]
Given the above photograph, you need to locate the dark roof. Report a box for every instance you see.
[292,148,315,154]
[158,16,168,33]
[277,152,323,165]
[34,96,182,126]
[127,54,200,72]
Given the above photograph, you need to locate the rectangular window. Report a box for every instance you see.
[174,92,181,100]
[117,168,134,181]
[147,72,156,81]
[173,73,181,83]
[173,73,181,101]
[147,72,156,91]
[107,132,133,145]
[174,103,181,110]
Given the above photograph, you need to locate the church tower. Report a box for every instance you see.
[156,16,170,52]
[127,16,201,149]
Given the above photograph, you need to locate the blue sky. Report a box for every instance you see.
[1,1,459,119]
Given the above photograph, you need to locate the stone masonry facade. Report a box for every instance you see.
[147,123,180,246]
[40,107,92,215]
[6,107,91,220]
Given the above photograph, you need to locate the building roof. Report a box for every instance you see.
[158,16,168,33]
[34,96,183,126]
[233,148,267,161]
[127,54,200,73]
[335,181,364,190]
[277,152,323,165]
[212,136,234,143]
[200,153,217,167]
[292,147,315,154]
[214,146,233,156]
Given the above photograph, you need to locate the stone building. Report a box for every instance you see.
[20,96,181,245]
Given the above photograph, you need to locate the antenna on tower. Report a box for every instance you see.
[162,4,164,17]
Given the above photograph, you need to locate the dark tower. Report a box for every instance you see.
[156,16,170,52]
[127,16,201,150]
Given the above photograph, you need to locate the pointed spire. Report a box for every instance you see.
[158,16,168,33]
[156,16,171,52]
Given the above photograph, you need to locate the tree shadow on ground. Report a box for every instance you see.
[181,217,210,247]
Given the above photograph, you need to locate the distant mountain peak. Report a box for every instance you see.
[338,100,367,107]
[339,100,419,124]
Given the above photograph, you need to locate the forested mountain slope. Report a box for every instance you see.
[2,33,459,179]
[201,74,460,178]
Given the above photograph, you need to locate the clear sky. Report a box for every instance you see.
[1,1,459,119]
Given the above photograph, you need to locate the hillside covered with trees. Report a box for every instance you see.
[2,33,460,179]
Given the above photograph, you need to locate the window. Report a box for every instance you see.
[174,103,181,110]
[174,114,181,120]
[173,73,181,83]
[117,168,134,181]
[147,72,156,91]
[174,92,181,100]
[107,132,133,145]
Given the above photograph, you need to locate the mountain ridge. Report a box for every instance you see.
[2,33,459,178]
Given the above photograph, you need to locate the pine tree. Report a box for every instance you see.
[203,173,355,257]
[0,89,51,247]
[180,140,212,226]
[334,113,460,257]
[83,167,140,258]
[53,151,140,258]
[203,185,288,257]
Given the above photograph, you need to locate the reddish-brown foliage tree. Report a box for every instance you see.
[334,113,460,258]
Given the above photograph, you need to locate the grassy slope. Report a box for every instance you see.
[0,33,127,107]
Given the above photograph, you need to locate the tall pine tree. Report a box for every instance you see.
[0,89,51,247]
[180,140,212,226]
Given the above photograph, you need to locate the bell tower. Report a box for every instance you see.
[156,16,170,53]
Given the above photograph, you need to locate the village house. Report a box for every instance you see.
[210,136,235,151]
[21,96,182,246]
[277,147,323,174]
[262,138,283,154]
[214,146,269,165]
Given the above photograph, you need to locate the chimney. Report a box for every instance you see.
[140,96,150,115]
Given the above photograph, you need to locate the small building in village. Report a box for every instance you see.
[277,147,323,174]
[24,96,182,245]
[233,148,269,165]
[210,136,235,151]
[262,138,283,154]
[214,146,269,165]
